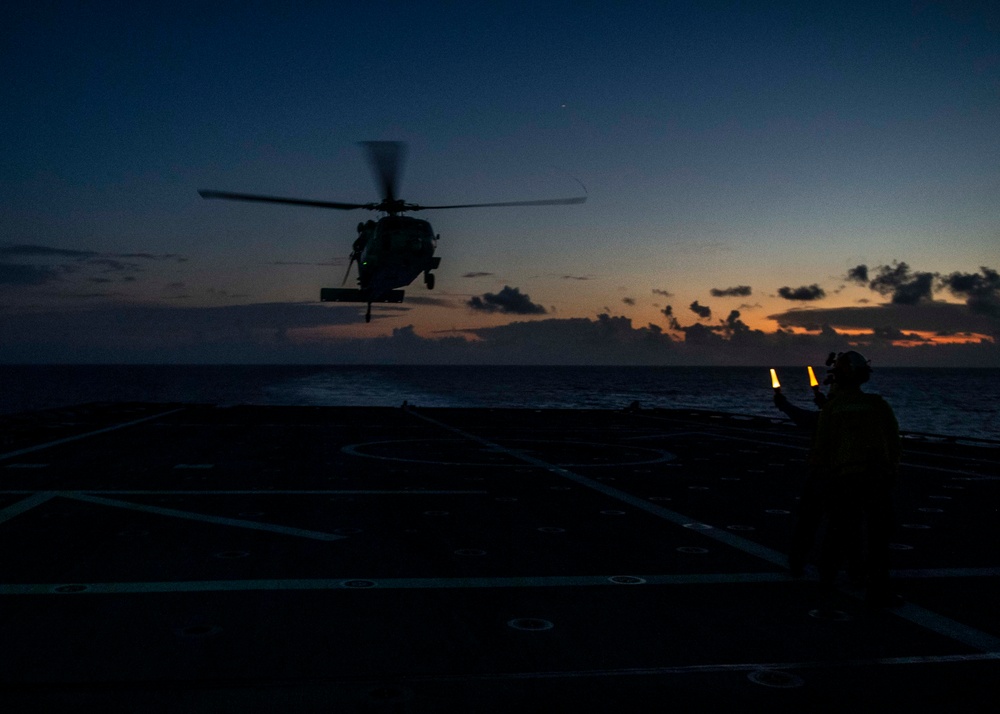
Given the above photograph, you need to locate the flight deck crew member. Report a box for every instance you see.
[810,351,902,607]
[775,386,831,577]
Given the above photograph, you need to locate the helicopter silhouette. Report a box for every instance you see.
[199,141,586,322]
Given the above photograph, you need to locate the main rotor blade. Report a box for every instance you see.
[411,196,587,210]
[199,190,368,211]
[359,141,406,203]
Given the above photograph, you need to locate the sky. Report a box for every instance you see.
[2,0,998,365]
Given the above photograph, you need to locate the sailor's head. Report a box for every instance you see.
[832,350,872,387]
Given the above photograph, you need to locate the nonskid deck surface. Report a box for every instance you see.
[0,403,997,712]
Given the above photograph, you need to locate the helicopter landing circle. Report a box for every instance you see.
[341,438,675,467]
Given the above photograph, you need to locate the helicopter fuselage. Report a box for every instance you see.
[354,215,439,298]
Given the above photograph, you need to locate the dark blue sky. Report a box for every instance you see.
[2,1,998,364]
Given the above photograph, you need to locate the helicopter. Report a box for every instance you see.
[199,141,586,322]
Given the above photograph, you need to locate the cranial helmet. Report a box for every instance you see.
[833,350,872,385]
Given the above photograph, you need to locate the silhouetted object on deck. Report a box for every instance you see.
[811,351,902,607]
[199,141,586,322]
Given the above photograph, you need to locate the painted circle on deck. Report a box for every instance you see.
[600,510,626,516]
[53,584,88,593]
[677,547,709,554]
[609,576,646,584]
[507,618,554,631]
[808,608,852,622]
[928,495,952,500]
[214,550,250,559]
[766,509,791,515]
[889,543,914,550]
[341,580,377,588]
[727,524,755,531]
[342,438,675,467]
[683,523,713,530]
[748,670,805,688]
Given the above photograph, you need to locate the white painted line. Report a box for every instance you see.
[63,493,346,541]
[679,430,994,477]
[0,572,801,595]
[891,567,1000,579]
[0,490,490,496]
[405,410,1000,653]
[0,408,186,462]
[400,652,1000,683]
[405,411,789,567]
[0,493,58,525]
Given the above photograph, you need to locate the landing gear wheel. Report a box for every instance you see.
[424,272,435,290]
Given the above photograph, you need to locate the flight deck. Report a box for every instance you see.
[1,403,998,712]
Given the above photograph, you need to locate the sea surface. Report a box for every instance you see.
[1,365,997,442]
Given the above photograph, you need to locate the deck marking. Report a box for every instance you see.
[0,490,489,496]
[0,408,186,462]
[891,567,1000,579]
[397,652,1000,683]
[63,493,346,541]
[343,438,674,467]
[0,493,58,525]
[656,430,994,477]
[0,572,805,595]
[406,409,1000,653]
[405,410,789,567]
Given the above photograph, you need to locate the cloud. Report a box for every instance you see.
[0,263,62,286]
[272,260,344,266]
[1,244,192,295]
[462,272,495,278]
[846,265,869,284]
[0,245,98,259]
[710,285,752,297]
[871,326,928,342]
[940,266,1000,317]
[0,302,370,362]
[689,301,711,319]
[3,302,996,367]
[561,275,592,281]
[468,286,547,315]
[778,284,826,301]
[868,262,936,305]
[768,302,998,336]
[622,297,636,306]
[402,296,460,308]
[652,288,674,297]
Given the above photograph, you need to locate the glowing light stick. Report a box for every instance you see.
[807,365,819,389]
[770,369,781,390]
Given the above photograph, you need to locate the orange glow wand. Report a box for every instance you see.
[770,368,781,391]
[807,365,820,391]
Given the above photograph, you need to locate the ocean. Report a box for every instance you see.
[1,365,997,442]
